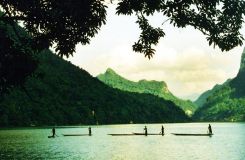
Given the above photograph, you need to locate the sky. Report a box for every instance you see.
[66,4,245,101]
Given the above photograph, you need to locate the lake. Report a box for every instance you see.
[0,123,244,160]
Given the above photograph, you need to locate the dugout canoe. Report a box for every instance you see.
[108,133,136,136]
[171,133,213,136]
[63,134,91,136]
[133,132,164,135]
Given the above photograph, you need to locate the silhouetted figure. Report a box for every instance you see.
[52,127,56,137]
[144,126,148,136]
[88,127,92,136]
[208,124,212,134]
[161,125,164,136]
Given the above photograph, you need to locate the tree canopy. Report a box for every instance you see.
[0,0,245,93]
[1,0,245,58]
[0,0,107,57]
[116,0,245,58]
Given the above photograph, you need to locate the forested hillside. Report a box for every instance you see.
[0,21,190,126]
[193,49,245,122]
[194,80,230,108]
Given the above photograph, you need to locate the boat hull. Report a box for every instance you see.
[63,134,91,136]
[108,134,135,136]
[172,133,213,136]
[133,132,164,136]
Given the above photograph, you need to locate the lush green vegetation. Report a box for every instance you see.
[0,51,190,126]
[193,49,245,122]
[0,15,38,94]
[194,80,230,108]
[193,85,245,121]
[98,68,197,116]
[0,22,190,126]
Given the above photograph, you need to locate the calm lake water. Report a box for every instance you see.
[0,123,245,160]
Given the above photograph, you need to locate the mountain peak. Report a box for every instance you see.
[105,68,116,74]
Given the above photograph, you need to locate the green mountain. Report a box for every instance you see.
[97,68,197,116]
[194,80,230,108]
[193,48,245,122]
[0,22,190,126]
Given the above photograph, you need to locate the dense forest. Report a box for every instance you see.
[0,22,190,127]
[98,68,197,116]
[193,49,245,122]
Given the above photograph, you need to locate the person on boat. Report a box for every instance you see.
[144,126,148,136]
[208,124,212,134]
[88,127,92,136]
[52,127,56,137]
[161,125,164,136]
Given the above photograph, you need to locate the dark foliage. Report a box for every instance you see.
[116,0,245,57]
[0,0,244,58]
[0,21,37,95]
[0,0,107,57]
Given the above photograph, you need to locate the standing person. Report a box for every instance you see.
[208,124,212,134]
[88,127,92,136]
[52,127,56,137]
[144,126,148,136]
[161,125,164,136]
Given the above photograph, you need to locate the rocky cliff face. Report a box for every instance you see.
[230,48,245,98]
[239,48,245,72]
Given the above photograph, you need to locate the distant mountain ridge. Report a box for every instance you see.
[193,48,245,121]
[97,68,197,116]
[98,68,171,98]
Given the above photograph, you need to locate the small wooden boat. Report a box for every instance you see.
[62,134,91,136]
[133,132,164,136]
[108,133,136,136]
[171,133,213,136]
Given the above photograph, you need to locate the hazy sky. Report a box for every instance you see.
[66,4,244,101]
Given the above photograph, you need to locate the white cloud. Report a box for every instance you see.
[66,5,244,101]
